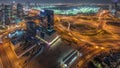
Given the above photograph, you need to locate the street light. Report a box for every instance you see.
[95,46,99,49]
[101,47,105,50]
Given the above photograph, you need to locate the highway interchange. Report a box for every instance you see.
[0,9,120,68]
[54,12,120,68]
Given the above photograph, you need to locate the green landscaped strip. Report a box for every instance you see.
[33,6,100,15]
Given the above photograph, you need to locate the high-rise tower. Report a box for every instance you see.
[40,10,54,35]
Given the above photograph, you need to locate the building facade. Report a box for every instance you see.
[40,10,54,34]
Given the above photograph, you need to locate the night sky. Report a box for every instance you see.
[0,0,120,3]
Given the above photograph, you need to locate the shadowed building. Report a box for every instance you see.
[40,10,54,35]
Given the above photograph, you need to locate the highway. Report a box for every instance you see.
[0,40,20,68]
[0,46,13,68]
[54,12,120,68]
[0,56,3,68]
[0,21,27,68]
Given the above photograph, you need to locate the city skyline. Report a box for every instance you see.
[0,0,120,4]
[0,0,120,68]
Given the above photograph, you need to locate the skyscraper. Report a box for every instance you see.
[11,2,17,20]
[111,0,119,15]
[12,2,24,20]
[40,10,54,34]
[3,4,12,25]
[17,3,24,19]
